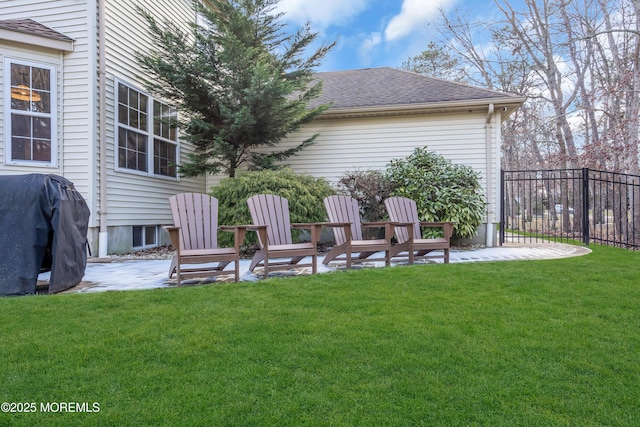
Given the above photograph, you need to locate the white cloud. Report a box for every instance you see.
[357,32,382,66]
[277,0,368,30]
[384,0,455,42]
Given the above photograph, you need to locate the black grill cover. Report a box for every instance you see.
[0,174,90,296]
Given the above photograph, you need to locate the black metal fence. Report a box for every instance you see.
[500,168,640,249]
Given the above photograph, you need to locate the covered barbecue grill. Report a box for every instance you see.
[0,174,90,296]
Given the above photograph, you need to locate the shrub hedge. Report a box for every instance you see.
[209,147,488,247]
[385,147,486,239]
[336,169,394,222]
[210,168,335,246]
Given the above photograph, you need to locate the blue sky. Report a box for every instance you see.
[276,0,516,72]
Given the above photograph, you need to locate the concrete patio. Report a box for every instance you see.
[43,243,591,294]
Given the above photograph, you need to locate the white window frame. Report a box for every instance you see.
[152,100,179,178]
[4,57,57,167]
[132,225,158,249]
[115,79,179,179]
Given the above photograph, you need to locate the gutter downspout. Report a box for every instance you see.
[98,0,108,258]
[485,103,495,247]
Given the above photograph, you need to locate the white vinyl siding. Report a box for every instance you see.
[0,0,95,219]
[258,113,491,180]
[103,0,204,226]
[207,111,501,224]
[0,0,506,249]
[1,0,204,232]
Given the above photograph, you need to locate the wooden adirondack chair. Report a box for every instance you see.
[384,196,455,264]
[247,194,323,278]
[166,193,247,285]
[323,195,393,268]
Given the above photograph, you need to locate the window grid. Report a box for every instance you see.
[117,82,178,178]
[132,225,158,249]
[6,60,54,164]
[153,101,178,177]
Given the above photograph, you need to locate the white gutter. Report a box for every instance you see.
[485,103,495,247]
[97,0,108,258]
[318,97,526,119]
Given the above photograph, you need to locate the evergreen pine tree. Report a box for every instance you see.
[137,0,335,177]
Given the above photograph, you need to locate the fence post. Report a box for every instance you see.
[582,168,590,245]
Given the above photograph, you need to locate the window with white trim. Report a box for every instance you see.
[5,59,56,165]
[117,81,178,178]
[153,101,178,177]
[133,225,158,249]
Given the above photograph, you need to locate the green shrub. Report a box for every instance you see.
[210,168,335,247]
[385,147,486,239]
[336,169,394,222]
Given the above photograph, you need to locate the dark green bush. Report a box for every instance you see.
[336,169,394,222]
[210,168,335,247]
[385,147,486,239]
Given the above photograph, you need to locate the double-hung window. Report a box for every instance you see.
[153,101,178,177]
[117,81,178,178]
[5,59,56,165]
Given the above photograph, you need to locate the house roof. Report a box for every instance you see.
[0,19,73,42]
[310,67,525,118]
[0,19,74,51]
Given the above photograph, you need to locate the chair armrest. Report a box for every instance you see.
[219,225,250,232]
[291,222,329,230]
[419,221,456,227]
[247,225,269,249]
[390,222,415,243]
[362,221,391,228]
[291,223,324,244]
[362,221,394,241]
[315,221,351,228]
[314,222,353,244]
[163,226,181,252]
[219,225,250,250]
[419,222,456,240]
[390,221,413,227]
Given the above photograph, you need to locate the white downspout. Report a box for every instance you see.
[98,0,108,257]
[485,103,495,247]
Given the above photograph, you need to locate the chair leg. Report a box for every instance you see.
[312,253,317,274]
[234,258,240,282]
[322,245,344,265]
[168,256,178,278]
[249,250,265,271]
[264,253,269,278]
[444,248,450,264]
[176,262,181,286]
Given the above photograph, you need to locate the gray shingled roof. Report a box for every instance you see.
[0,19,73,42]
[310,67,521,110]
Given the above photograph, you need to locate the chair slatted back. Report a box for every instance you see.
[324,195,364,245]
[385,197,420,244]
[169,193,219,250]
[247,194,293,246]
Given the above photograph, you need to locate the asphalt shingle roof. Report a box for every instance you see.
[310,67,521,110]
[0,19,73,42]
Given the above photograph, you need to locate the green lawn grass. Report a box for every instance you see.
[1,244,639,426]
